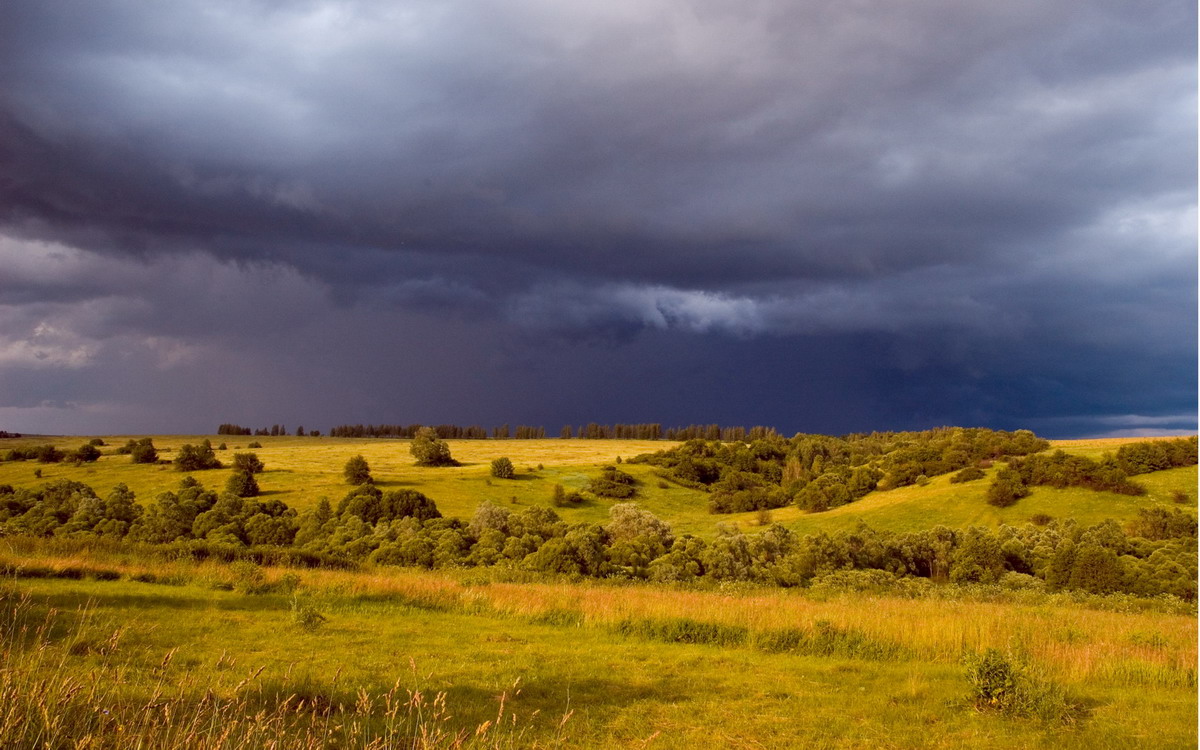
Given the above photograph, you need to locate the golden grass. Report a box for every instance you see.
[6,543,1193,691]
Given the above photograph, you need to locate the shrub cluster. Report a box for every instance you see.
[631,428,1051,514]
[1,477,1193,600]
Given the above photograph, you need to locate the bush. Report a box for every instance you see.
[230,560,269,595]
[986,468,1029,507]
[225,470,260,498]
[343,455,372,485]
[129,438,158,463]
[490,457,515,479]
[410,427,456,467]
[248,441,263,449]
[950,466,986,484]
[174,441,222,472]
[71,444,101,463]
[233,453,264,474]
[291,594,327,632]
[963,648,1083,723]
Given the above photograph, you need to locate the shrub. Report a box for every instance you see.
[248,441,262,449]
[986,468,1029,507]
[343,455,372,485]
[232,453,264,474]
[174,441,222,472]
[291,594,328,632]
[490,457,515,479]
[35,445,64,464]
[230,560,269,595]
[129,438,158,464]
[950,466,986,484]
[410,427,456,467]
[225,470,260,498]
[71,444,102,463]
[963,648,1083,723]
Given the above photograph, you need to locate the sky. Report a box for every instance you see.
[0,0,1195,439]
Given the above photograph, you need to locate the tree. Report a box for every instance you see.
[129,438,158,464]
[343,455,372,485]
[986,468,1029,507]
[233,452,265,474]
[490,457,515,479]
[72,443,102,463]
[225,470,260,498]
[410,427,456,467]
[174,440,222,471]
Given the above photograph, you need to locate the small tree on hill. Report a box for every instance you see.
[225,470,260,498]
[344,455,372,485]
[233,452,265,474]
[174,440,222,472]
[986,468,1029,507]
[129,438,158,464]
[410,427,456,467]
[491,457,515,479]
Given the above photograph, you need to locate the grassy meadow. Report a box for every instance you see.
[3,545,1196,749]
[1,433,1196,747]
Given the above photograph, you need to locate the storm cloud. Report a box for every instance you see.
[0,0,1194,436]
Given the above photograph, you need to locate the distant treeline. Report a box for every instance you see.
[0,476,1194,601]
[276,422,783,441]
[0,431,22,439]
[217,424,319,437]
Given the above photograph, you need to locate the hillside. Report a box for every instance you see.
[0,434,1194,539]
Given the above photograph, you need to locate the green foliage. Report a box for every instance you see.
[291,594,328,632]
[129,438,158,464]
[490,457,515,479]
[225,471,260,498]
[986,468,1029,507]
[587,466,636,498]
[35,445,65,464]
[229,560,269,594]
[342,455,372,485]
[70,444,101,463]
[173,440,222,471]
[233,452,265,474]
[410,427,457,467]
[950,466,985,483]
[963,649,1083,723]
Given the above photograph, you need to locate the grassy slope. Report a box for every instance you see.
[0,435,1194,538]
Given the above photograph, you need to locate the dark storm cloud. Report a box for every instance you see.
[0,0,1193,436]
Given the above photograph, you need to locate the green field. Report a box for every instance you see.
[2,433,1195,747]
[3,553,1196,749]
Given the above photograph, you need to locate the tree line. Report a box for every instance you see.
[0,476,1194,601]
[217,424,319,437]
[221,422,785,441]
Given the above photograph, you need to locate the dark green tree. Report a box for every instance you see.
[233,452,265,474]
[130,438,158,464]
[225,470,260,498]
[174,440,222,471]
[490,457,515,479]
[986,468,1029,507]
[343,455,372,485]
[410,427,456,467]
